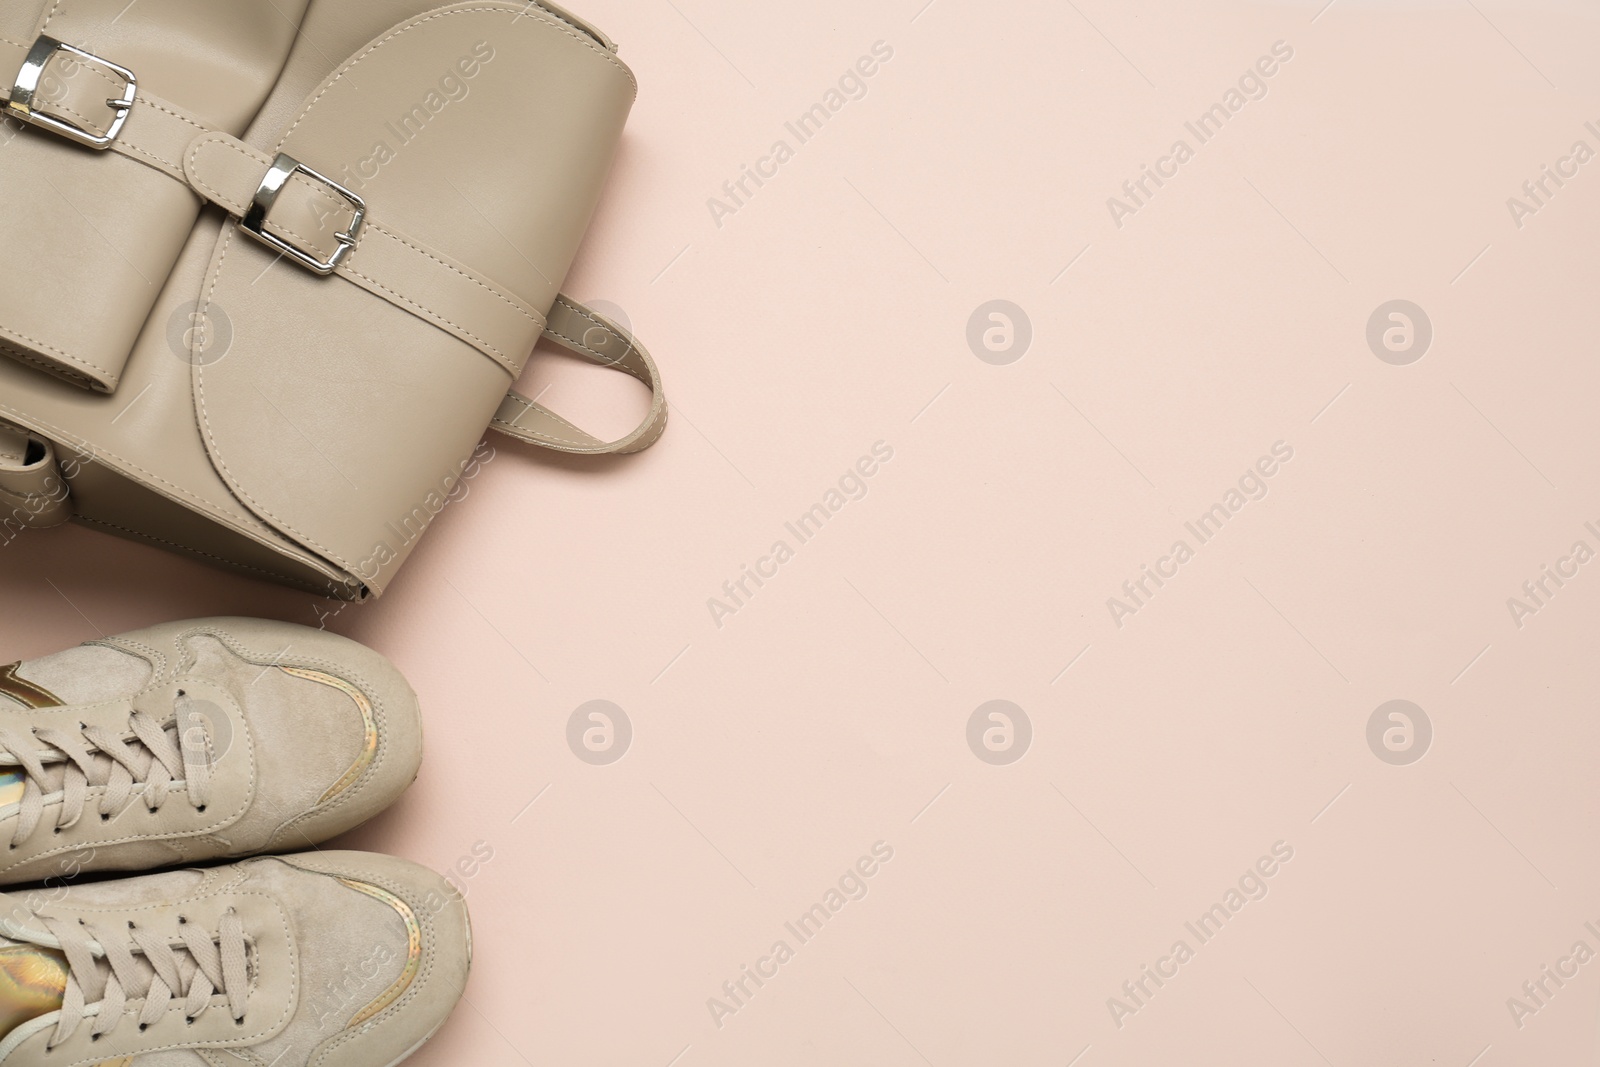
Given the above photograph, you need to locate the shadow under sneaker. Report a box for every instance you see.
[0,618,424,886]
[0,850,471,1065]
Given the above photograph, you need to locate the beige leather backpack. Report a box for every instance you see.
[0,0,666,598]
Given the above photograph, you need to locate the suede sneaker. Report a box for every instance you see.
[0,850,471,1065]
[0,619,423,886]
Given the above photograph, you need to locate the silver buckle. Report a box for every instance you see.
[240,153,367,276]
[4,35,136,149]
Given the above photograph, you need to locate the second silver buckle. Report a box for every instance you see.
[240,153,367,276]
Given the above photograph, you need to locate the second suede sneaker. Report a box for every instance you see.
[0,851,471,1065]
[0,618,423,886]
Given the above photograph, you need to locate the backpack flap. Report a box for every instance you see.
[182,2,637,594]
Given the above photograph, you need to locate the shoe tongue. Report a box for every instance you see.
[0,944,67,1042]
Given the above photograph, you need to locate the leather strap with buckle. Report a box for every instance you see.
[241,154,367,276]
[0,33,211,183]
[183,132,543,376]
[2,35,134,149]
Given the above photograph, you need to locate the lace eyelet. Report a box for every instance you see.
[196,805,207,813]
[138,1024,148,1032]
[100,814,111,822]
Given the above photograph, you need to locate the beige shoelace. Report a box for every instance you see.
[22,908,251,1047]
[0,696,213,849]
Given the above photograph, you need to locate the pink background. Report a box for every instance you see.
[6,0,1600,1062]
